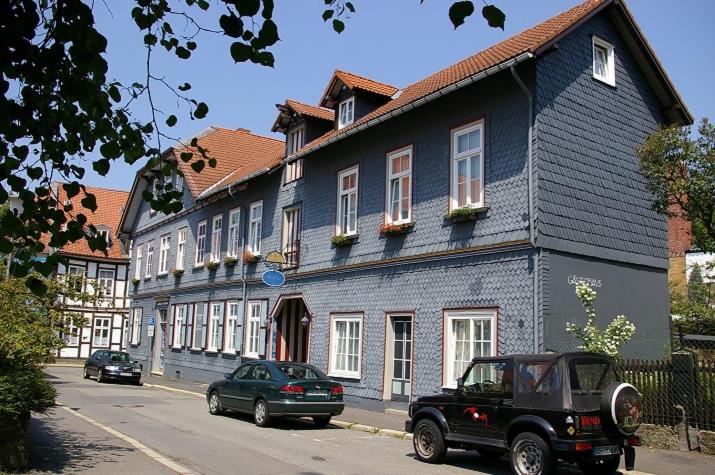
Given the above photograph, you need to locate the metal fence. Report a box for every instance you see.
[615,334,715,431]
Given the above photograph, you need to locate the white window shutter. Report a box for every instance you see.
[258,301,268,357]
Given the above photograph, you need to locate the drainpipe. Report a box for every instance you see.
[510,64,540,353]
[227,186,247,355]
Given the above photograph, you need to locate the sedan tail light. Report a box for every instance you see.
[331,385,344,395]
[279,384,304,395]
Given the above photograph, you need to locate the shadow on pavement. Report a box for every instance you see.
[219,410,342,432]
[24,413,134,473]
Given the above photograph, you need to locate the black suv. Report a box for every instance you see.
[405,352,642,475]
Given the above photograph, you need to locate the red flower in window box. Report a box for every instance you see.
[243,251,260,264]
[379,222,413,236]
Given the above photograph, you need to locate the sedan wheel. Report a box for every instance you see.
[96,369,104,383]
[83,367,90,379]
[208,392,222,415]
[254,399,271,427]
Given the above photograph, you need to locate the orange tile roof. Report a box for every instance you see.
[53,184,130,260]
[297,0,608,159]
[285,99,334,122]
[331,70,399,98]
[172,127,285,198]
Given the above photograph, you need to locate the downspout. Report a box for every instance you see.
[511,65,540,353]
[227,186,247,355]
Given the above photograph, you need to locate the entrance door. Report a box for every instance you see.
[151,309,166,374]
[276,298,309,363]
[391,317,412,402]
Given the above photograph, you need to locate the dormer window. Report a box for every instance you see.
[592,36,615,86]
[96,226,111,247]
[175,173,183,193]
[288,126,305,155]
[338,97,354,129]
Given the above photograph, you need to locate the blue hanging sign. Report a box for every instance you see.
[262,269,285,287]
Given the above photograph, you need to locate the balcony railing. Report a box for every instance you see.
[283,239,300,269]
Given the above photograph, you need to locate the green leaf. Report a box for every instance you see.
[12,145,29,160]
[346,2,355,13]
[26,275,48,296]
[27,167,43,180]
[322,10,334,21]
[236,0,260,17]
[258,19,279,46]
[144,33,158,46]
[230,42,253,62]
[482,5,505,30]
[332,19,345,33]
[108,85,121,103]
[166,115,177,127]
[100,141,122,159]
[187,41,197,51]
[191,160,206,173]
[242,30,254,41]
[251,51,274,67]
[180,152,194,162]
[220,13,244,38]
[449,1,474,28]
[93,159,111,176]
[262,0,275,19]
[197,0,209,10]
[63,182,81,199]
[175,46,191,59]
[80,193,97,212]
[194,102,209,119]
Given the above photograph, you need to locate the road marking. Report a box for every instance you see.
[57,403,195,475]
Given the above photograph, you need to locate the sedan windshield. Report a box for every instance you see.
[277,363,327,380]
[107,352,135,363]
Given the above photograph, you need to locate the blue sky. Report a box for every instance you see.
[87,0,714,191]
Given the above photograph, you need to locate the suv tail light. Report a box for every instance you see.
[331,385,344,395]
[279,384,304,395]
[575,442,593,452]
[625,436,641,447]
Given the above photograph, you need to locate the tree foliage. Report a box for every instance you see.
[565,283,636,358]
[638,118,715,252]
[672,260,715,336]
[0,1,506,292]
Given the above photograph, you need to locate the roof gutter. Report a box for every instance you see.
[285,52,535,163]
[196,166,273,201]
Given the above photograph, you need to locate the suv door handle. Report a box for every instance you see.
[489,398,503,406]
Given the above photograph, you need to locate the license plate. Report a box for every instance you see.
[120,372,133,377]
[593,445,620,456]
[306,390,327,397]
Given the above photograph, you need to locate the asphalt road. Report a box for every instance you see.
[33,367,713,475]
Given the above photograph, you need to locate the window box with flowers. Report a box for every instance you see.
[243,251,260,265]
[172,268,184,278]
[445,206,488,223]
[224,256,238,267]
[379,222,414,237]
[204,260,219,271]
[331,234,358,248]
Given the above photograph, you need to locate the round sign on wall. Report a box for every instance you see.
[262,269,286,287]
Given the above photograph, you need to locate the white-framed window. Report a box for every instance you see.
[443,309,497,388]
[97,226,110,246]
[175,173,184,193]
[225,300,241,353]
[451,121,484,210]
[328,314,363,379]
[386,146,412,224]
[337,165,359,235]
[282,207,301,268]
[208,302,223,351]
[173,304,186,348]
[194,220,207,266]
[248,201,263,255]
[122,317,129,349]
[145,241,154,278]
[93,317,111,347]
[130,307,142,345]
[158,234,170,274]
[338,97,354,129]
[63,317,80,346]
[134,245,143,280]
[67,265,85,292]
[176,229,186,270]
[98,269,115,297]
[592,36,615,86]
[227,209,241,258]
[210,214,223,263]
[285,158,304,183]
[244,301,264,358]
[192,302,207,349]
[288,127,305,155]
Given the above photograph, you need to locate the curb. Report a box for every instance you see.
[47,364,84,368]
[143,382,413,440]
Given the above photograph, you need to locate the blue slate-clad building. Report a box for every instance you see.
[118,0,692,409]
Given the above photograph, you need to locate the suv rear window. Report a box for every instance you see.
[569,359,617,394]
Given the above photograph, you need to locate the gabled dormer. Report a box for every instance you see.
[319,70,398,130]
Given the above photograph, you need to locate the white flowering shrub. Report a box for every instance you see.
[565,283,636,357]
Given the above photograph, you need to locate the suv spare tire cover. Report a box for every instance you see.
[600,382,641,436]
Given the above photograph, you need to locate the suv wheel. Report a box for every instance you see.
[412,419,446,463]
[577,457,620,475]
[510,432,555,475]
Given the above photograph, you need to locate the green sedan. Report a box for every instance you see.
[206,360,345,427]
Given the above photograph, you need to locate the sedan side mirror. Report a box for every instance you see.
[223,373,232,379]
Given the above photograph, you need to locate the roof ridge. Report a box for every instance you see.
[54,181,130,195]
[285,98,334,112]
[334,69,397,88]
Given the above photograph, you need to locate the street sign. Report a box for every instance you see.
[148,317,155,326]
[262,269,286,287]
[264,250,284,267]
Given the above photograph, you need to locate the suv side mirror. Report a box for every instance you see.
[457,377,464,388]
